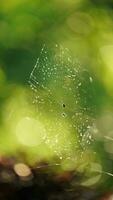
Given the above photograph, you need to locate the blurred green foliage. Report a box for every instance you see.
[0,0,113,191]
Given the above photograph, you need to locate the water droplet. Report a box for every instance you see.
[89,77,93,83]
[78,82,81,86]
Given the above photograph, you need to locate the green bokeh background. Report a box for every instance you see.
[1,0,113,191]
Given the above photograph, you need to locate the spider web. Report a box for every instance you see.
[28,44,95,153]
